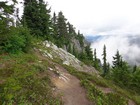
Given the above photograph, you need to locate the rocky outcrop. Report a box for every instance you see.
[38,40,97,74]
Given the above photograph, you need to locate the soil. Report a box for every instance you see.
[49,64,93,105]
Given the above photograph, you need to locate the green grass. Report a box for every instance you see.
[63,65,109,87]
[81,79,128,105]
[63,65,129,105]
[0,52,62,105]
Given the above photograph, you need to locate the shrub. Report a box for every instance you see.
[1,27,31,53]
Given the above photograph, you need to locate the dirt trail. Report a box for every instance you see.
[35,48,136,105]
[49,64,93,105]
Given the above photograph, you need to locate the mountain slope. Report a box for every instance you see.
[35,40,137,105]
[0,40,138,105]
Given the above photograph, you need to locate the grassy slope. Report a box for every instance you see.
[63,65,140,105]
[0,40,140,105]
[0,51,62,105]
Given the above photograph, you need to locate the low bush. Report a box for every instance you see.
[1,27,31,53]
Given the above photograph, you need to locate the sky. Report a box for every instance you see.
[47,0,140,36]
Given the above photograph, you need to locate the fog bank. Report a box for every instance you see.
[91,36,140,65]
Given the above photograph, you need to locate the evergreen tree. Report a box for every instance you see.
[94,49,99,69]
[0,1,32,53]
[67,43,72,53]
[107,62,110,74]
[51,12,58,42]
[56,11,69,46]
[67,22,76,36]
[112,50,122,68]
[76,30,84,47]
[57,11,68,38]
[102,45,107,76]
[38,0,51,39]
[133,64,137,73]
[73,45,78,58]
[22,0,51,38]
[85,45,93,61]
[52,12,57,25]
[94,49,97,62]
[0,0,16,46]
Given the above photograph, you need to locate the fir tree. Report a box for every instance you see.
[0,0,16,46]
[133,64,137,73]
[56,11,69,46]
[52,12,57,25]
[22,0,51,38]
[76,30,84,47]
[67,22,76,36]
[102,45,107,76]
[112,50,122,68]
[85,45,93,61]
[57,11,68,38]
[94,49,99,69]
[94,49,97,62]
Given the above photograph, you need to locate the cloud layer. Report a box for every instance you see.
[47,0,140,36]
[91,36,140,65]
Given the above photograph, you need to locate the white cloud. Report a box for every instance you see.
[91,36,140,65]
[47,0,140,36]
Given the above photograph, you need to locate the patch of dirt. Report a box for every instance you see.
[128,99,136,105]
[0,64,5,69]
[97,86,114,94]
[0,79,5,84]
[50,70,93,105]
[35,48,93,105]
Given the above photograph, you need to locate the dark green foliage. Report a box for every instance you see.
[51,12,58,42]
[72,45,78,57]
[102,45,107,76]
[67,43,73,54]
[93,49,101,70]
[85,45,93,61]
[104,50,140,96]
[56,11,68,38]
[50,11,94,66]
[22,0,51,38]
[94,49,97,63]
[131,68,140,92]
[54,11,70,47]
[81,80,127,105]
[0,1,32,54]
[0,0,16,47]
[0,1,15,19]
[1,27,31,53]
[67,22,76,36]
[112,50,122,68]
[133,65,137,73]
[76,31,84,47]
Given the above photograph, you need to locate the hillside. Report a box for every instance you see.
[0,0,140,105]
[0,40,139,105]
